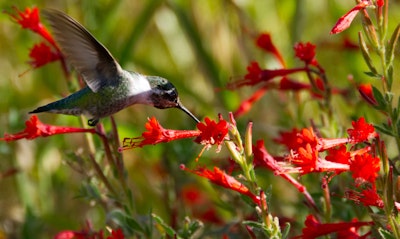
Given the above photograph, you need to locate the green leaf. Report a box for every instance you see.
[385,23,400,67]
[243,220,265,230]
[358,32,378,74]
[75,182,102,201]
[363,71,382,78]
[387,64,394,90]
[378,227,395,239]
[108,209,144,235]
[178,217,203,238]
[374,123,395,137]
[152,213,179,237]
[281,222,291,239]
[372,85,387,110]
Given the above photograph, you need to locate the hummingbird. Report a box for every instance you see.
[29,9,200,126]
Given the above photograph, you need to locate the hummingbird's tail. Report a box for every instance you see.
[29,98,82,116]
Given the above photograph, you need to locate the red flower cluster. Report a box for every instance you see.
[121,116,229,152]
[293,42,317,65]
[7,7,63,70]
[0,115,96,142]
[180,165,260,206]
[195,117,229,152]
[295,215,372,238]
[271,117,380,180]
[227,32,344,117]
[255,33,285,67]
[54,228,124,239]
[358,83,378,106]
[330,1,372,34]
[347,117,377,143]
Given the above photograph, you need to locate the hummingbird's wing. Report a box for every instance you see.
[42,9,123,93]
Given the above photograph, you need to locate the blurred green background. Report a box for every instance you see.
[1,0,400,238]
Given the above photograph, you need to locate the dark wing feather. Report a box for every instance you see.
[42,9,123,92]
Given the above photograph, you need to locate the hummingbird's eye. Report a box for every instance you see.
[166,89,178,101]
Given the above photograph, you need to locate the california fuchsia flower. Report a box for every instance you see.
[358,83,378,106]
[347,117,377,143]
[233,86,268,117]
[346,187,384,208]
[7,6,57,47]
[295,214,372,238]
[29,42,61,68]
[227,62,306,89]
[293,42,317,65]
[256,33,285,67]
[350,153,380,185]
[54,228,124,239]
[330,1,371,34]
[181,165,260,205]
[194,117,229,152]
[121,117,200,150]
[0,115,96,142]
[325,145,351,165]
[252,140,318,209]
[122,116,229,152]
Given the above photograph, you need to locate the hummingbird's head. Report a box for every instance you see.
[147,76,200,123]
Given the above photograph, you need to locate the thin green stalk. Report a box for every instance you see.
[88,154,119,198]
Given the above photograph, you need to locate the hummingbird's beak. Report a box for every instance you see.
[176,101,200,123]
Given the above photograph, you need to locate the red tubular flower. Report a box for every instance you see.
[233,86,268,117]
[347,117,377,143]
[7,7,57,47]
[227,62,306,89]
[325,145,350,165]
[253,140,319,209]
[181,165,260,205]
[29,42,61,68]
[289,144,319,174]
[293,42,317,65]
[330,1,371,34]
[0,115,96,142]
[295,214,372,239]
[194,117,229,152]
[358,83,378,106]
[275,127,318,151]
[121,117,200,150]
[107,228,124,239]
[256,33,285,67]
[350,153,380,185]
[346,187,384,208]
[279,77,311,91]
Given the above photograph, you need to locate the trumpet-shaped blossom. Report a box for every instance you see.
[121,117,200,150]
[7,6,57,47]
[330,1,372,34]
[29,42,61,68]
[346,187,384,208]
[54,228,124,239]
[350,153,380,185]
[194,117,229,152]
[227,62,306,89]
[0,115,96,142]
[180,165,260,205]
[295,214,372,239]
[358,83,378,106]
[256,33,285,67]
[233,86,268,117]
[347,117,377,143]
[294,42,317,65]
[121,116,229,152]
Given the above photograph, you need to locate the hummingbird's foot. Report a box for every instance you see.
[88,118,99,126]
